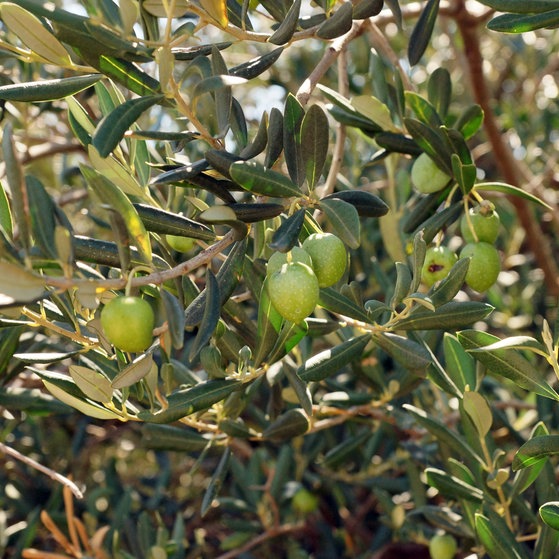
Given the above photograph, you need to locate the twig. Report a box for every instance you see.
[42,229,237,293]
[0,441,84,499]
[215,522,306,559]
[296,20,368,107]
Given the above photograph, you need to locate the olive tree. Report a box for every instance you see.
[1,0,559,557]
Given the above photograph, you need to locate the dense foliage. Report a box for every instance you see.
[1,0,559,557]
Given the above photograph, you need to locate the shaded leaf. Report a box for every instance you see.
[405,91,442,127]
[395,301,493,331]
[0,262,45,307]
[0,2,71,65]
[319,198,360,249]
[475,0,557,12]
[143,424,208,452]
[0,74,101,102]
[201,446,231,517]
[404,404,484,465]
[408,0,440,66]
[298,334,371,382]
[443,333,477,392]
[373,332,431,372]
[301,104,329,189]
[69,365,113,402]
[318,287,371,323]
[488,9,559,33]
[321,190,389,218]
[189,271,221,362]
[316,2,353,39]
[462,391,492,438]
[269,209,306,253]
[230,47,284,80]
[92,94,164,157]
[425,467,484,502]
[81,166,152,263]
[513,435,559,471]
[475,511,531,559]
[230,161,301,198]
[139,380,242,423]
[112,353,155,389]
[268,0,301,45]
[262,408,309,441]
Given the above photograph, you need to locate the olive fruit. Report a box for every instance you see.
[421,246,458,287]
[302,233,347,288]
[268,262,319,323]
[100,296,155,353]
[292,488,319,514]
[166,234,196,253]
[428,533,457,559]
[411,153,451,194]
[267,246,313,275]
[460,242,501,292]
[460,201,500,243]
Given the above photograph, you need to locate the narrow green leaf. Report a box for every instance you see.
[0,181,13,237]
[69,365,113,402]
[351,95,395,131]
[455,104,484,139]
[428,257,470,307]
[192,75,247,99]
[92,94,164,157]
[405,91,442,127]
[318,287,371,323]
[0,262,45,307]
[283,93,305,186]
[458,330,559,401]
[0,2,71,65]
[462,391,492,438]
[254,278,283,367]
[475,0,557,13]
[142,424,208,452]
[82,53,162,97]
[443,333,477,392]
[184,239,246,327]
[42,380,120,420]
[427,67,451,120]
[230,161,301,198]
[284,363,313,417]
[201,447,231,516]
[298,334,371,382]
[395,301,493,331]
[189,271,221,362]
[408,0,440,66]
[316,2,353,39]
[404,118,453,174]
[230,47,284,80]
[373,332,431,372]
[404,405,484,465]
[451,154,477,194]
[262,408,309,441]
[269,209,306,253]
[0,74,101,102]
[264,107,284,169]
[26,176,57,259]
[468,335,547,357]
[139,380,242,423]
[513,435,559,470]
[475,182,552,209]
[390,262,413,309]
[321,190,389,218]
[319,198,360,249]
[322,431,370,468]
[301,104,329,190]
[2,123,30,252]
[540,502,559,531]
[488,9,559,33]
[475,511,531,559]
[111,353,155,389]
[353,0,383,19]
[268,0,301,45]
[426,467,484,502]
[161,291,186,350]
[81,166,152,263]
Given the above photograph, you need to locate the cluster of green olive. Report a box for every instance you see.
[266,233,347,323]
[421,201,501,293]
[412,154,501,294]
